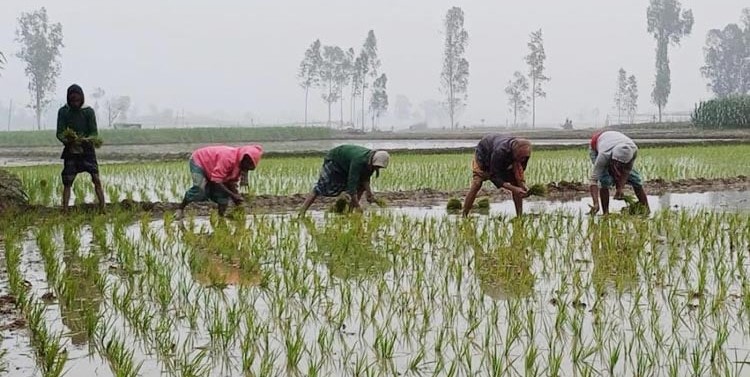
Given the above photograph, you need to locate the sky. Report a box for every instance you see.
[0,0,747,129]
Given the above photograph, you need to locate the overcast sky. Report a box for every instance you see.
[0,0,747,128]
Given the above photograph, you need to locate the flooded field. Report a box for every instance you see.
[1,191,749,376]
[1,144,749,376]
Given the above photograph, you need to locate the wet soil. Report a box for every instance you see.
[16,176,749,217]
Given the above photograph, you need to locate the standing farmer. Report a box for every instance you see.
[300,145,390,215]
[56,84,105,213]
[177,145,263,218]
[463,135,532,217]
[588,130,649,215]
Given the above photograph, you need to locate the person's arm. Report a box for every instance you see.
[462,179,482,217]
[346,161,363,207]
[589,154,608,212]
[56,108,67,143]
[216,181,244,203]
[488,153,526,196]
[361,181,375,202]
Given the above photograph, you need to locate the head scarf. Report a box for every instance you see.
[66,84,85,109]
[237,145,263,186]
[371,150,390,168]
[510,138,532,184]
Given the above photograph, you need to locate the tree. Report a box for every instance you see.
[298,39,322,127]
[107,96,131,128]
[15,7,64,130]
[318,46,346,127]
[525,29,550,129]
[647,0,694,122]
[626,75,639,123]
[91,87,105,115]
[361,31,380,131]
[0,51,6,76]
[370,74,388,129]
[441,7,470,130]
[504,71,529,127]
[614,68,628,123]
[350,54,366,128]
[701,10,750,97]
[338,49,354,127]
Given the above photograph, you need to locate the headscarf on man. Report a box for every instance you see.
[370,150,390,178]
[510,138,532,185]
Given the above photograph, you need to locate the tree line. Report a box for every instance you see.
[2,4,749,131]
[298,31,388,130]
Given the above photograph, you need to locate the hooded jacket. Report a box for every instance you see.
[191,145,263,183]
[56,84,98,157]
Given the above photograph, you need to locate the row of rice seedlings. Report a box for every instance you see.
[10,144,750,205]
[4,203,748,375]
[32,212,150,376]
[4,221,68,377]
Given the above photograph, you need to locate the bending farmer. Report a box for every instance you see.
[463,135,532,217]
[56,84,105,213]
[178,145,263,217]
[588,130,649,215]
[300,145,390,215]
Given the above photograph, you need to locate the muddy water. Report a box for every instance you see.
[3,189,750,376]
[387,190,750,218]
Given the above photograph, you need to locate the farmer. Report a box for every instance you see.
[588,130,649,215]
[463,135,532,217]
[56,84,105,213]
[299,145,390,215]
[177,145,263,218]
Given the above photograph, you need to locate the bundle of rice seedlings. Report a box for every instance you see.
[446,198,462,212]
[620,195,648,215]
[330,197,350,214]
[526,184,547,197]
[476,197,490,210]
[62,128,103,149]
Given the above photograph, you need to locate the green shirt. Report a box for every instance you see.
[56,105,98,142]
[326,145,374,195]
[56,105,98,157]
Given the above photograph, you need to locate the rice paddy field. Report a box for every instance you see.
[0,143,749,376]
[6,144,750,205]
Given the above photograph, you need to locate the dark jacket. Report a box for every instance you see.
[325,145,375,195]
[475,135,527,188]
[57,85,98,158]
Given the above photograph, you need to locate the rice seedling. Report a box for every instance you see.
[2,143,750,376]
[526,183,547,197]
[446,198,462,212]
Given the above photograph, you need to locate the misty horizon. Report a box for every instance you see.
[0,0,748,130]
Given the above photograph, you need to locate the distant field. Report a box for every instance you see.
[0,126,335,147]
[1,123,749,148]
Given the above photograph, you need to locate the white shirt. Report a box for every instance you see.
[590,131,637,185]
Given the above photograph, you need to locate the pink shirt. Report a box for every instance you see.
[192,146,240,183]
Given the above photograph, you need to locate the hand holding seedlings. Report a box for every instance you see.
[463,135,531,218]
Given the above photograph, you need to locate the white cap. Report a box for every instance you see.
[372,151,390,168]
[612,143,636,163]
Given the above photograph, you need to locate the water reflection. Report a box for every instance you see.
[301,216,392,280]
[182,222,262,288]
[462,221,535,300]
[589,219,640,295]
[60,224,103,347]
